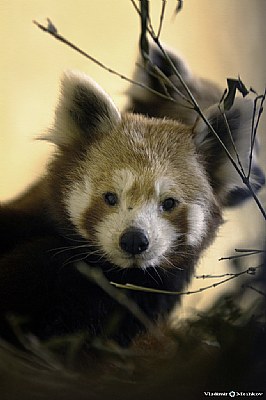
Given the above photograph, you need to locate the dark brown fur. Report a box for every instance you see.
[0,48,264,351]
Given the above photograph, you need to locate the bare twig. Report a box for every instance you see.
[130,0,156,38]
[135,61,172,98]
[133,10,245,170]
[157,0,167,39]
[137,60,193,106]
[242,177,266,220]
[219,249,264,262]
[33,4,266,220]
[131,2,247,173]
[33,20,176,104]
[195,272,242,279]
[248,89,266,179]
[242,284,266,297]
[110,265,263,296]
[131,4,266,220]
[218,105,246,176]
[235,248,266,253]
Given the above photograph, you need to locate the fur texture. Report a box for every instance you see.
[0,46,264,348]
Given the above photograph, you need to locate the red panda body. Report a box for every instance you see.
[0,46,264,348]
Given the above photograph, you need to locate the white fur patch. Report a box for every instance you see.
[112,169,135,204]
[95,202,177,269]
[64,165,207,269]
[155,176,182,200]
[65,177,92,238]
[187,203,207,246]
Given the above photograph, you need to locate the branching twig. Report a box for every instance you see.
[131,1,248,172]
[130,0,156,38]
[138,60,193,106]
[131,2,266,220]
[195,272,242,279]
[33,3,266,220]
[132,8,248,172]
[157,54,238,166]
[158,52,266,220]
[110,266,262,296]
[219,249,264,262]
[33,20,176,104]
[31,2,266,304]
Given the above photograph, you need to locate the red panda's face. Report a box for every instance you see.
[61,116,220,270]
[46,70,263,271]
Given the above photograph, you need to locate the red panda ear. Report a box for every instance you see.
[44,71,121,147]
[193,98,265,206]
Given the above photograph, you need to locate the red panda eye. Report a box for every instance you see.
[161,197,177,212]
[104,192,118,206]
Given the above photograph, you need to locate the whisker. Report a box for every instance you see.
[49,244,101,259]
[142,266,160,286]
[161,255,184,271]
[60,248,104,268]
[149,265,163,284]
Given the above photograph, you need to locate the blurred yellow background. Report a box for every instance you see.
[0,0,265,312]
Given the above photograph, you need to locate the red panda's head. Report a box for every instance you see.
[44,70,263,271]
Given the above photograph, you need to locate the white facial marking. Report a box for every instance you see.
[112,169,135,203]
[64,166,208,269]
[65,176,92,238]
[94,172,185,269]
[155,176,177,198]
[187,203,207,246]
[95,201,177,269]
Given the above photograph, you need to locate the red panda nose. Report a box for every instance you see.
[119,228,149,255]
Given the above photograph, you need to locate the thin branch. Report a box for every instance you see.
[130,0,156,38]
[157,0,167,39]
[131,1,247,174]
[34,7,266,220]
[111,265,263,296]
[138,60,194,106]
[219,250,264,262]
[135,61,172,98]
[235,248,266,253]
[248,89,266,179]
[218,105,246,176]
[243,177,266,220]
[143,35,244,174]
[195,272,243,279]
[33,20,176,104]
[132,6,266,219]
[243,284,266,297]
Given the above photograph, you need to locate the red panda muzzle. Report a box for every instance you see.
[119,228,149,255]
[0,47,264,351]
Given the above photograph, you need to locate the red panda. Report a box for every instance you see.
[0,45,264,348]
